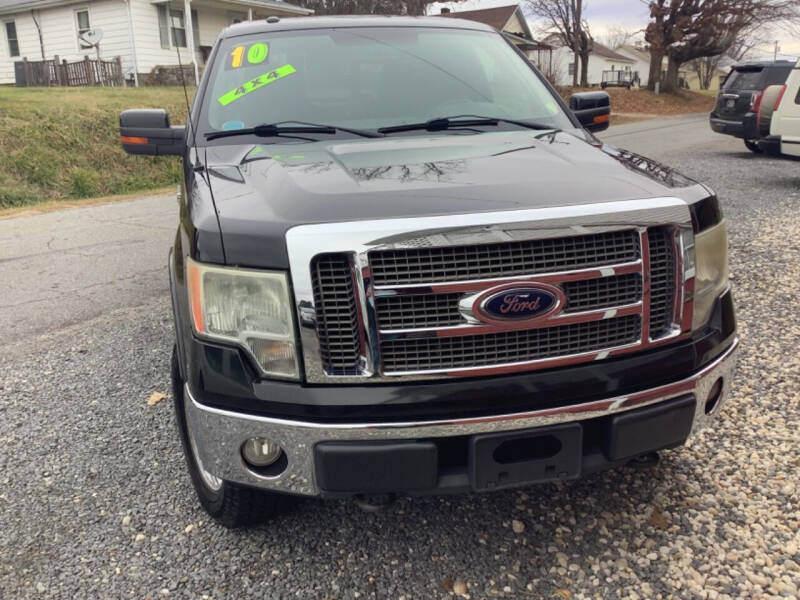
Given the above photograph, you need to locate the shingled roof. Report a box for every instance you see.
[591,41,635,62]
[439,5,520,32]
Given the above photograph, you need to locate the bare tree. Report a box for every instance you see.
[601,26,636,49]
[526,0,594,87]
[30,10,45,60]
[688,32,763,89]
[644,0,800,93]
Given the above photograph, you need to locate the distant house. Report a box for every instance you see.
[680,58,731,92]
[0,0,312,86]
[439,4,553,73]
[615,44,652,86]
[616,43,730,91]
[545,35,635,87]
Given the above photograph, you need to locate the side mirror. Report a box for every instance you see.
[120,109,185,156]
[569,91,611,133]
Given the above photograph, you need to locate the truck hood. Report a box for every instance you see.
[202,130,707,268]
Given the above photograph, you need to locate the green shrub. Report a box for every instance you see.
[0,186,39,208]
[69,169,99,198]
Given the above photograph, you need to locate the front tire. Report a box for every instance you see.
[171,346,290,527]
[744,139,763,153]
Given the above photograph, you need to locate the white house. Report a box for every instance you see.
[439,4,553,73]
[0,0,312,85]
[615,43,651,86]
[544,34,636,87]
[616,43,732,91]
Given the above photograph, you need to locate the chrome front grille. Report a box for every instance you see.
[289,200,694,383]
[648,227,676,338]
[376,293,463,329]
[381,315,642,373]
[370,229,640,285]
[560,273,642,313]
[311,254,362,375]
[376,273,643,330]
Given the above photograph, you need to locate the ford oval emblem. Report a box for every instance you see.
[477,286,561,322]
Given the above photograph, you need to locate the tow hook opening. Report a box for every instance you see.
[354,493,396,512]
[704,378,724,415]
[628,451,660,469]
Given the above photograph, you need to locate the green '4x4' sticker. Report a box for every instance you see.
[217,64,296,107]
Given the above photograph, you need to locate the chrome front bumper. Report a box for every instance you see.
[184,339,738,497]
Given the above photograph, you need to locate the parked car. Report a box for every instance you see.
[709,60,795,152]
[756,59,800,158]
[121,16,738,527]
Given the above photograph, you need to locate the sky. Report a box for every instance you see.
[428,0,800,61]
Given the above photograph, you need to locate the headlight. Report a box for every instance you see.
[186,258,299,380]
[692,220,729,330]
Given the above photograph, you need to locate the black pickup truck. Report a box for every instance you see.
[121,16,737,527]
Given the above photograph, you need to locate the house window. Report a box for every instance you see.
[568,62,575,76]
[5,21,19,57]
[170,9,187,48]
[76,10,91,48]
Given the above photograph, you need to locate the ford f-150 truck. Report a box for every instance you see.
[121,16,737,527]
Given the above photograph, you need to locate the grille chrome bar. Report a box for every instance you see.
[287,199,695,384]
[372,261,644,295]
[370,229,640,285]
[375,273,643,334]
[381,315,643,374]
[378,303,643,340]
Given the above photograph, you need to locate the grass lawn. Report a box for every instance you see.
[0,86,191,209]
[557,86,716,116]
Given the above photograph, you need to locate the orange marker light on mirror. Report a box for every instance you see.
[593,114,610,124]
[121,135,148,145]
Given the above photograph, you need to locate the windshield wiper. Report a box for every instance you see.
[377,115,560,135]
[206,120,381,141]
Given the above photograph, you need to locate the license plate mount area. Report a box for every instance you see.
[469,423,582,491]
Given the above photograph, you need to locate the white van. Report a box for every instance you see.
[758,59,800,157]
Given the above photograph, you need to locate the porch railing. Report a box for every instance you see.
[16,55,124,87]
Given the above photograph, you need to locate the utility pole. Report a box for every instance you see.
[774,40,779,61]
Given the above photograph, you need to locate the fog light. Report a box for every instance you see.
[241,438,282,467]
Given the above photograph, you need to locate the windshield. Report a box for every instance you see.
[199,26,573,140]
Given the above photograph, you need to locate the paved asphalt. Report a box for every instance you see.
[2,114,799,599]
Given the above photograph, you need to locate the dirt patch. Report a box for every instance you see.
[558,87,716,116]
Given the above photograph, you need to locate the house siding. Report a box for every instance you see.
[0,0,307,85]
[615,47,651,86]
[503,13,526,38]
[1,12,36,84]
[0,0,135,85]
[129,2,300,79]
[548,43,634,86]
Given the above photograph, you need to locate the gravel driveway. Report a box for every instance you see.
[1,131,798,599]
